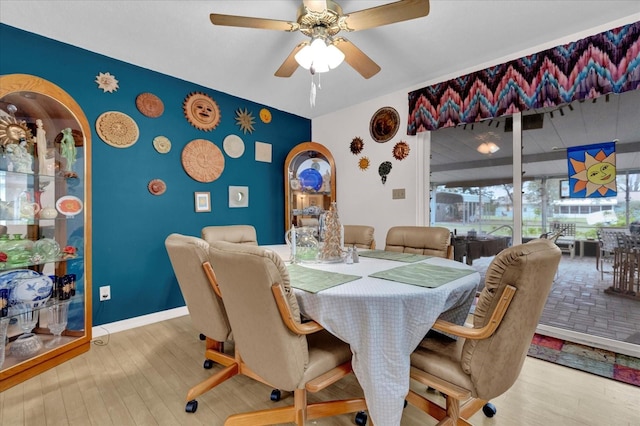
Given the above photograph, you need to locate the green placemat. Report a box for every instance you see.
[369,263,475,288]
[358,249,432,263]
[287,264,361,293]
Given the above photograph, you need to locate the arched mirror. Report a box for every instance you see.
[284,141,336,233]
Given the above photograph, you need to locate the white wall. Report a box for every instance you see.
[313,91,420,246]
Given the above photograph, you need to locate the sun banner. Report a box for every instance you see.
[567,142,616,198]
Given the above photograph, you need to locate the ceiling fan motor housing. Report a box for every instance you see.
[297,1,345,38]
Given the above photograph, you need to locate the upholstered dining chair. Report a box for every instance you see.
[199,225,258,340]
[207,241,368,426]
[343,224,376,249]
[201,224,258,245]
[385,226,453,259]
[406,238,561,425]
[164,234,279,413]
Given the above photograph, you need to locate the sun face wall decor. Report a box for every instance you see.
[0,114,33,149]
[235,108,256,134]
[358,156,370,171]
[259,108,272,123]
[392,141,410,160]
[350,136,364,155]
[95,72,119,93]
[183,92,221,131]
[136,92,164,118]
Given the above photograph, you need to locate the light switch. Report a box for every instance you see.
[392,188,405,199]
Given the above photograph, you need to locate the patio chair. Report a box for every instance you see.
[550,222,576,258]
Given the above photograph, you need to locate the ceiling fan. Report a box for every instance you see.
[210,0,430,79]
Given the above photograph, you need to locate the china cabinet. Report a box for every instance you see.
[0,74,92,391]
[284,142,336,233]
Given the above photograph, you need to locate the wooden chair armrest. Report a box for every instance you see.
[271,284,324,335]
[432,284,516,340]
[202,261,223,298]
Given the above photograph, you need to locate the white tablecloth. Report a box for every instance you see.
[262,245,479,426]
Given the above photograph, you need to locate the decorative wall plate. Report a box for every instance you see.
[259,108,272,123]
[370,107,400,143]
[56,195,83,217]
[181,139,225,183]
[136,92,164,118]
[183,92,220,131]
[96,111,139,148]
[299,168,323,191]
[223,134,245,158]
[152,135,171,153]
[148,179,166,195]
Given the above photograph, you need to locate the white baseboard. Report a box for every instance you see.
[92,306,189,338]
[536,324,640,358]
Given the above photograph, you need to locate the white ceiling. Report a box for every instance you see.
[1,1,639,119]
[1,1,639,184]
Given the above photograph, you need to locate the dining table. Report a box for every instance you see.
[262,245,480,426]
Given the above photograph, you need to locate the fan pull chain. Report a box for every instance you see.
[309,71,318,108]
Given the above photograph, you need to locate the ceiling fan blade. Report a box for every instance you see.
[342,0,430,32]
[210,13,297,32]
[274,42,309,78]
[334,38,381,79]
[303,0,327,13]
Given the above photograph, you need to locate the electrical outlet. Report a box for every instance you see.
[99,285,111,301]
[392,188,406,199]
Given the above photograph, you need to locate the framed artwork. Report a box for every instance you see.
[560,180,570,198]
[228,186,249,208]
[194,191,211,212]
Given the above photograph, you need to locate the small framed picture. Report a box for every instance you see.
[194,192,211,212]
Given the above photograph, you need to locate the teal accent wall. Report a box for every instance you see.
[0,24,311,326]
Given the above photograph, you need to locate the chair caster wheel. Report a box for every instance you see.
[185,400,198,413]
[203,359,214,369]
[199,333,206,340]
[270,389,281,401]
[482,402,497,418]
[404,399,408,408]
[355,411,368,425]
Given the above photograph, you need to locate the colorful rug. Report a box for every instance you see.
[528,333,640,387]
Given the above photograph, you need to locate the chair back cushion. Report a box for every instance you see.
[164,234,232,342]
[201,225,258,245]
[208,241,309,391]
[461,238,560,399]
[385,226,451,258]
[343,225,375,249]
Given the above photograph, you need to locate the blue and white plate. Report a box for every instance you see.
[11,275,53,307]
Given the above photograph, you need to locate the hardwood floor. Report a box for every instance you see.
[1,315,638,425]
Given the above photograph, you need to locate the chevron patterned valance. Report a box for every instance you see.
[407,21,640,134]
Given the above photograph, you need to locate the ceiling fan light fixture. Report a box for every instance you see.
[477,142,500,154]
[325,43,345,69]
[294,37,344,73]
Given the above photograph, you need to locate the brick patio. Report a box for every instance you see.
[471,253,640,346]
